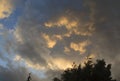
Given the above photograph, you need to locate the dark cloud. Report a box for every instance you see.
[84,0,120,80]
[14,0,120,80]
[0,65,27,81]
[13,0,87,67]
[0,63,43,81]
[0,0,120,81]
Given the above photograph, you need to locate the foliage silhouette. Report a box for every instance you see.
[53,59,116,81]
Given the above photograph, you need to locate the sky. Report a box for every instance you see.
[0,0,120,81]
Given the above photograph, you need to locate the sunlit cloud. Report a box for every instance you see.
[42,33,56,48]
[0,0,119,81]
[64,47,70,53]
[14,54,22,61]
[70,40,91,54]
[14,55,72,71]
[47,58,72,70]
[0,0,13,19]
[88,54,96,59]
[53,35,63,40]
[44,16,78,30]
[25,60,46,70]
[45,16,94,37]
[42,33,64,48]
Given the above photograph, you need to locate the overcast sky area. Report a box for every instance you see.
[0,0,120,81]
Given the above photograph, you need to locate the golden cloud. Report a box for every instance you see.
[44,16,94,37]
[88,54,96,59]
[47,58,72,70]
[25,60,46,70]
[64,47,70,53]
[0,0,13,19]
[70,40,91,54]
[42,33,56,48]
[45,16,78,29]
[53,34,63,40]
[42,33,64,48]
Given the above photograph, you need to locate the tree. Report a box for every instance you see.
[26,73,32,81]
[53,77,61,81]
[53,59,116,81]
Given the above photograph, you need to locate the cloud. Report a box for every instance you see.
[44,16,94,37]
[0,24,4,35]
[0,59,42,81]
[0,0,13,19]
[12,0,120,80]
[84,0,120,80]
[47,58,72,70]
[13,27,24,44]
[0,24,4,29]
[0,0,27,19]
[14,55,46,70]
[0,0,120,81]
[0,65,27,81]
[42,33,57,48]
[70,40,91,54]
[44,16,78,29]
[64,47,70,53]
[0,24,15,55]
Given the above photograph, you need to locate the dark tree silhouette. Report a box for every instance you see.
[27,73,32,81]
[53,59,116,81]
[53,77,61,81]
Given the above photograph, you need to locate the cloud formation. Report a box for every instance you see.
[70,40,91,54]
[13,0,120,80]
[0,0,120,81]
